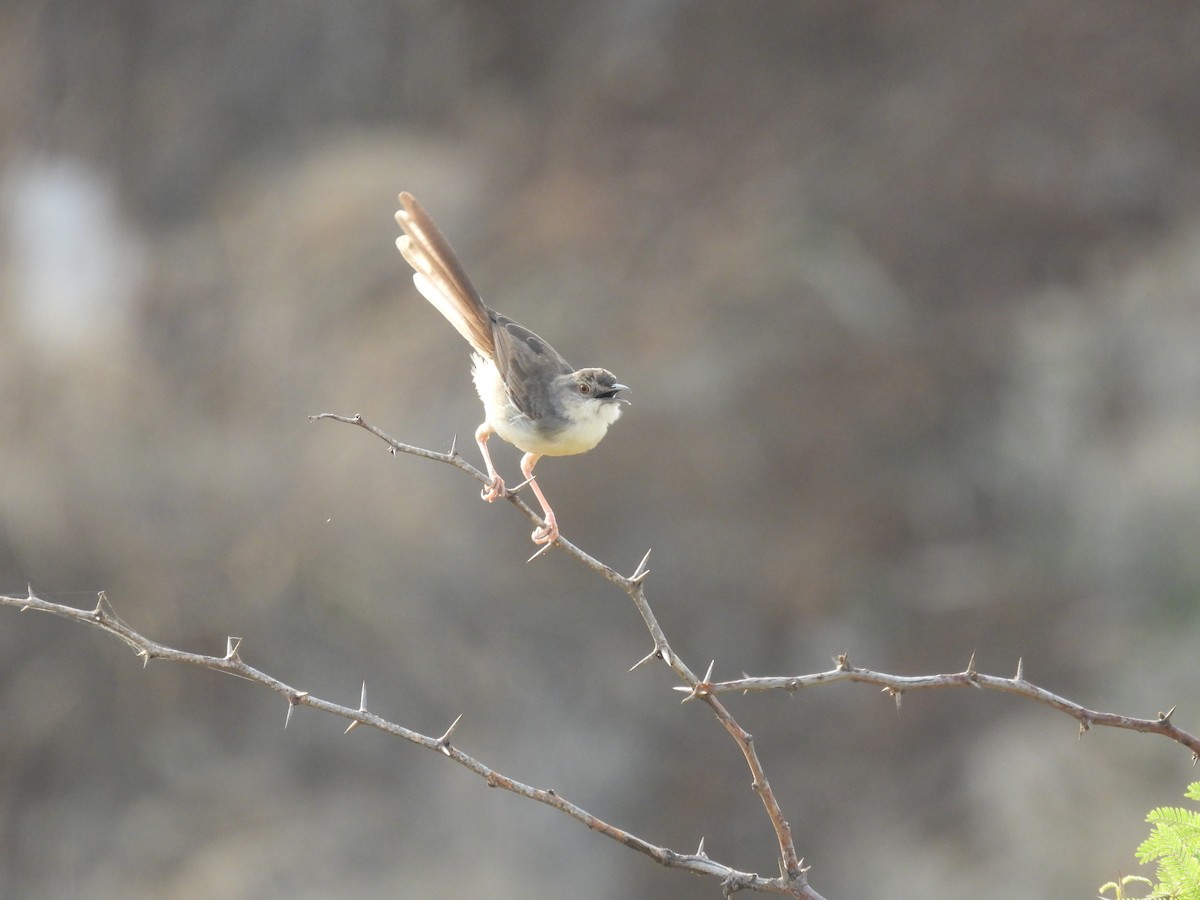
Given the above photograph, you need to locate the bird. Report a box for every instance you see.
[394,191,629,549]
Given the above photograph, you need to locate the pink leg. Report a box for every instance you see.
[475,423,505,502]
[520,452,558,545]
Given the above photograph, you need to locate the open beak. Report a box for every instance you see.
[598,383,631,404]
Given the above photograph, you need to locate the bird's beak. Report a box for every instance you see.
[596,383,631,403]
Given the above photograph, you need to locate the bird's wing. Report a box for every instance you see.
[491,314,574,422]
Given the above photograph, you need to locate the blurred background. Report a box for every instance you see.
[2,1,1199,897]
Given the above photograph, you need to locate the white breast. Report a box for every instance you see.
[470,354,622,457]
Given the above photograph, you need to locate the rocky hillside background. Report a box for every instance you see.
[3,2,1200,897]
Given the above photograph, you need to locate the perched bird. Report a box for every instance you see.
[394,192,629,549]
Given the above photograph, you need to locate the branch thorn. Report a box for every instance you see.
[526,542,555,564]
[1014,657,1024,681]
[629,647,661,672]
[509,473,536,494]
[344,682,369,733]
[285,692,309,729]
[629,548,652,584]
[1159,706,1177,724]
[695,836,707,858]
[225,636,243,661]
[438,713,464,754]
[960,648,979,681]
[679,660,716,703]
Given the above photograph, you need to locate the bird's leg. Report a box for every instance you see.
[475,423,506,502]
[520,452,559,545]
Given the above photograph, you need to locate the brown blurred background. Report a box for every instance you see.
[2,1,1199,897]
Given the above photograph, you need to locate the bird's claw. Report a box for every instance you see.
[526,521,559,561]
[480,475,505,503]
[531,520,559,546]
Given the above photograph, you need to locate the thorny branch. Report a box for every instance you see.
[1,588,805,897]
[690,652,1200,759]
[8,415,1197,897]
[310,413,817,895]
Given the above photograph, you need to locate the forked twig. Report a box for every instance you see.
[1,587,810,896]
[13,415,1195,897]
[312,413,818,894]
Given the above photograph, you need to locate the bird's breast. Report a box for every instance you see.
[471,353,621,457]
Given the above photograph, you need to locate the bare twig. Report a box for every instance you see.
[685,653,1200,761]
[313,414,819,895]
[309,413,553,540]
[1,587,805,897]
[25,417,1194,895]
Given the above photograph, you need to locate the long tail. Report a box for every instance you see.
[394,192,494,359]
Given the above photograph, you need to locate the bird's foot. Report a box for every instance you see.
[527,519,560,561]
[480,474,505,503]
[531,517,559,546]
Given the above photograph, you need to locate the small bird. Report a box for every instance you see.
[394,192,629,548]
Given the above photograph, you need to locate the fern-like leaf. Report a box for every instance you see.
[1129,783,1200,900]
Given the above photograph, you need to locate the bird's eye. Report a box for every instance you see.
[579,383,591,395]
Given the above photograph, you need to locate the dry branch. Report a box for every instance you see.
[310,414,816,893]
[686,653,1199,759]
[0,587,811,897]
[8,414,1195,897]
